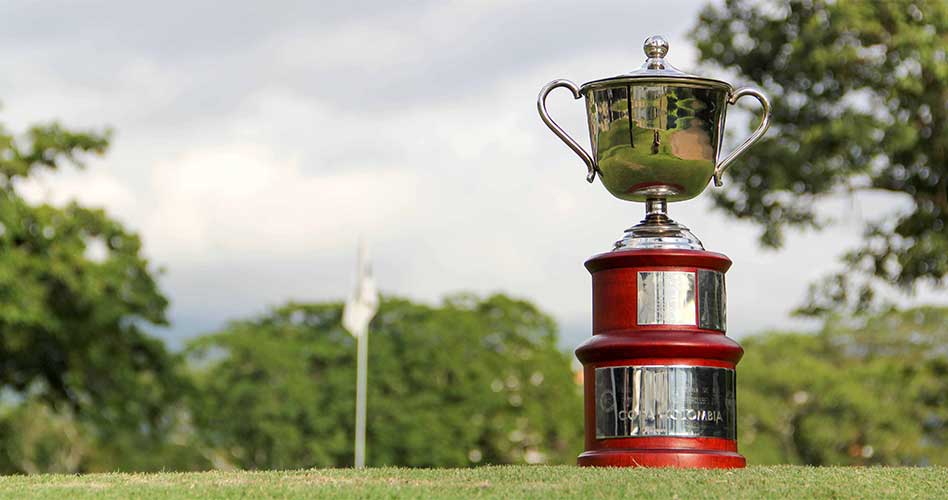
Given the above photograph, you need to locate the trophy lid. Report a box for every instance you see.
[580,35,731,92]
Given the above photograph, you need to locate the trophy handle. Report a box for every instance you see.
[538,79,598,183]
[713,87,772,187]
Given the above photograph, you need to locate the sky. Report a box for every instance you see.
[0,0,943,348]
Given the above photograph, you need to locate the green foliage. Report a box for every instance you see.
[0,116,189,473]
[739,306,948,465]
[0,400,92,474]
[0,122,110,181]
[692,0,948,309]
[186,294,583,469]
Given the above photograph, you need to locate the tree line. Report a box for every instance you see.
[0,121,944,469]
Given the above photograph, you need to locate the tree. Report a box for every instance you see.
[0,118,189,472]
[692,0,948,311]
[186,294,583,469]
[738,306,948,465]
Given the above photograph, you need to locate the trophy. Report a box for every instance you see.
[538,35,771,468]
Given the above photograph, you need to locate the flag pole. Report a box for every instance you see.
[342,240,378,470]
[354,323,368,469]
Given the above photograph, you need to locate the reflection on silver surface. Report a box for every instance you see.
[595,366,736,439]
[615,199,705,250]
[637,271,696,326]
[698,270,726,331]
[538,36,772,203]
[586,83,725,202]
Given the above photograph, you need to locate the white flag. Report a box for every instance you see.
[342,241,379,338]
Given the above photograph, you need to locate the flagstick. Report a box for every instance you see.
[344,239,376,470]
[354,327,368,469]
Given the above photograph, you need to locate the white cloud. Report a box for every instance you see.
[0,0,943,346]
[270,24,425,72]
[17,168,136,216]
[143,143,423,263]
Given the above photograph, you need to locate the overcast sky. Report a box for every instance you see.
[0,0,943,348]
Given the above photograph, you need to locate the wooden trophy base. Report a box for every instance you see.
[578,449,746,468]
[576,249,746,469]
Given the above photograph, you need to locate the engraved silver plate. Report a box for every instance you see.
[637,271,696,325]
[698,269,726,331]
[595,366,736,439]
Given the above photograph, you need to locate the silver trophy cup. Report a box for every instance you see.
[539,36,771,250]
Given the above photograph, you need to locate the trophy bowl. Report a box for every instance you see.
[537,36,770,250]
[581,81,728,203]
[538,35,771,250]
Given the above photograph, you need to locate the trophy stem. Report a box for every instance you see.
[613,197,705,251]
[644,198,668,221]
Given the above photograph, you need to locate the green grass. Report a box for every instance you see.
[0,466,945,499]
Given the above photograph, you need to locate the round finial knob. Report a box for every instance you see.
[644,35,669,59]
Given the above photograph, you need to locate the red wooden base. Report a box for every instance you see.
[576,249,746,469]
[578,449,746,468]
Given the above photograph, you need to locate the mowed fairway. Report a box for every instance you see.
[0,466,945,499]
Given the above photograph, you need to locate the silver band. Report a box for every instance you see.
[636,270,726,331]
[697,269,726,331]
[637,271,696,325]
[595,365,736,439]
